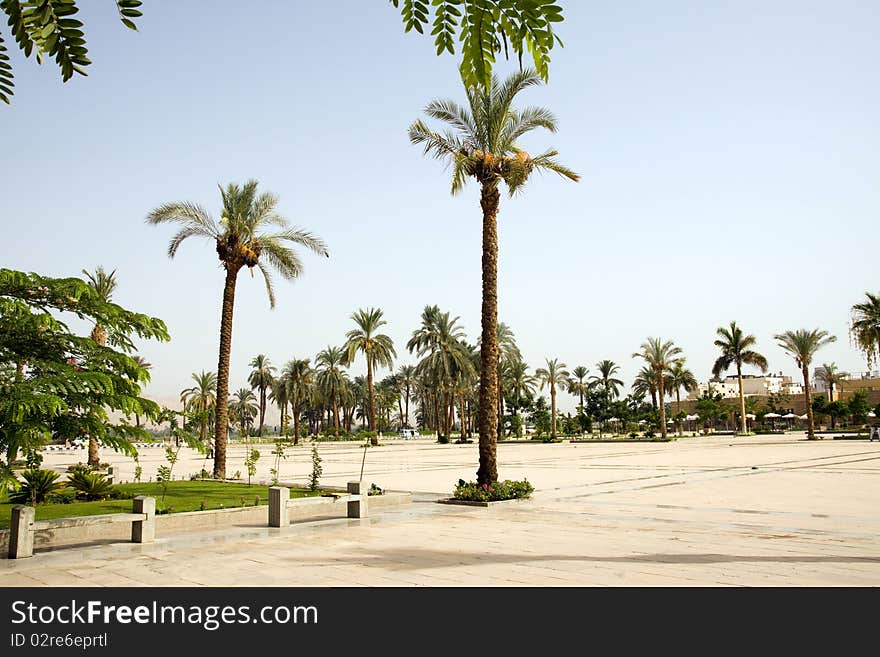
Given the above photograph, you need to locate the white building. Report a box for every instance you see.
[688,373,802,400]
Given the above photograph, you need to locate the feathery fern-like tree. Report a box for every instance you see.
[712,321,768,434]
[409,69,578,484]
[147,180,329,479]
[0,269,167,463]
[774,329,836,439]
[0,1,144,104]
[390,0,566,90]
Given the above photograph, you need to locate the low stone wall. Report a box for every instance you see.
[1,492,412,557]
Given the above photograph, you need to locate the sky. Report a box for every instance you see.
[2,1,878,417]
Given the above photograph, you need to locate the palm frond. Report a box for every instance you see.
[530,151,580,182]
[255,261,276,309]
[257,239,304,282]
[408,119,465,160]
[424,99,477,139]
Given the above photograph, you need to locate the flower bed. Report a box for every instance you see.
[452,478,534,502]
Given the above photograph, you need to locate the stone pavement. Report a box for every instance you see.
[2,434,879,586]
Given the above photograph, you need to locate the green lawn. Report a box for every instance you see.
[0,481,322,530]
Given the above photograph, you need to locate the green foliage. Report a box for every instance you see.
[368,483,384,496]
[0,269,169,461]
[0,1,143,104]
[67,469,115,501]
[244,448,260,485]
[453,477,533,502]
[10,467,65,504]
[848,391,871,423]
[437,435,450,444]
[308,442,322,491]
[390,0,565,90]
[269,438,290,486]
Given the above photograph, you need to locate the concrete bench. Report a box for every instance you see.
[268,482,367,527]
[8,496,155,559]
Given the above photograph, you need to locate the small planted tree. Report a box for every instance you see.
[244,449,260,486]
[309,442,322,492]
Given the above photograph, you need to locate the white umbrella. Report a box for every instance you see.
[745,413,756,419]
[637,419,646,424]
[667,419,675,424]
[607,417,619,422]
[798,414,808,420]
[685,414,699,421]
[869,411,876,418]
[764,412,781,418]
[782,413,797,419]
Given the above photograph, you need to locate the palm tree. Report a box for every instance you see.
[410,69,578,484]
[269,376,290,436]
[506,360,537,435]
[82,266,118,465]
[590,360,624,399]
[711,321,768,435]
[631,366,660,410]
[850,292,880,369]
[180,370,218,445]
[131,356,151,428]
[316,346,348,436]
[632,338,682,439]
[568,366,590,413]
[343,308,396,444]
[280,359,312,444]
[535,358,569,439]
[396,365,417,428]
[774,329,837,439]
[409,308,472,439]
[666,360,698,434]
[247,354,276,437]
[494,323,521,439]
[230,388,258,437]
[815,363,847,403]
[147,180,329,479]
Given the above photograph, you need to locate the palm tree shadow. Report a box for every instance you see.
[328,548,880,571]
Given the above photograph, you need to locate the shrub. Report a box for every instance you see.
[68,470,116,501]
[10,468,66,504]
[437,435,450,444]
[368,483,384,496]
[49,490,76,504]
[453,478,534,502]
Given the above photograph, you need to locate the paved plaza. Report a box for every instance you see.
[2,434,879,586]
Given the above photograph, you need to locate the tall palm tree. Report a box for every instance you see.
[850,292,880,369]
[774,329,837,439]
[590,360,624,399]
[316,346,347,436]
[343,308,396,444]
[632,366,660,409]
[280,359,312,444]
[82,266,118,465]
[247,354,276,437]
[815,363,847,402]
[535,358,569,439]
[632,338,682,439]
[147,180,329,478]
[666,359,698,434]
[180,370,218,445]
[410,70,578,484]
[506,360,537,434]
[568,366,590,413]
[230,388,258,437]
[396,364,417,428]
[269,376,290,436]
[711,321,768,435]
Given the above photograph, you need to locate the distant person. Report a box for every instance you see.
[871,426,879,442]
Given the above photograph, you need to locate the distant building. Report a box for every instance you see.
[688,373,802,400]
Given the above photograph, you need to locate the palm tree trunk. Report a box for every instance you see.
[497,380,504,441]
[293,401,300,445]
[658,368,667,439]
[213,266,239,479]
[404,387,410,428]
[367,358,377,445]
[550,384,557,438]
[737,364,747,434]
[803,365,815,439]
[477,184,500,485]
[332,392,340,436]
[460,391,467,439]
[397,395,404,429]
[87,324,107,467]
[676,389,682,436]
[258,386,266,437]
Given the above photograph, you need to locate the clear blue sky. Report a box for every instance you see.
[2,1,878,413]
